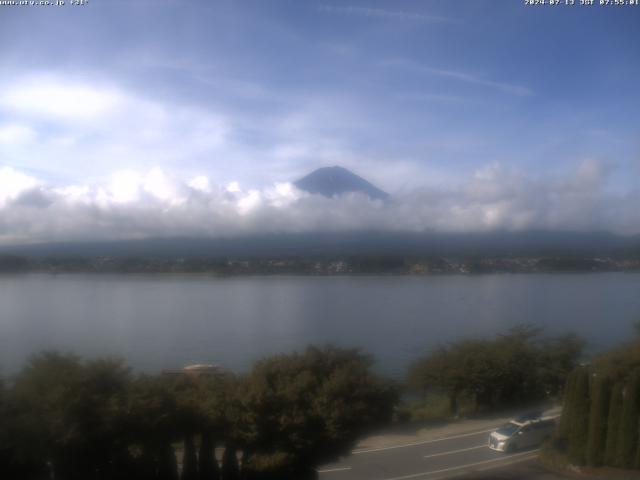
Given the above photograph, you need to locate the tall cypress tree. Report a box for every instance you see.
[199,432,220,480]
[604,382,624,467]
[558,369,578,439]
[617,372,640,468]
[635,434,640,470]
[586,375,611,466]
[568,368,590,465]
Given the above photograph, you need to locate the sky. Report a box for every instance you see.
[0,0,639,244]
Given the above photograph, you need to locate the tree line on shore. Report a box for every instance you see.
[553,327,640,469]
[0,326,586,480]
[407,326,584,415]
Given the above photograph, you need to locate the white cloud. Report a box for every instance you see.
[237,190,262,215]
[0,77,123,120]
[0,167,40,208]
[0,124,36,145]
[109,171,143,204]
[0,72,374,192]
[383,59,533,97]
[142,168,183,204]
[425,67,532,97]
[0,73,229,181]
[188,176,211,193]
[0,160,637,245]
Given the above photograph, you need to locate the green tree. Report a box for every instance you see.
[568,368,590,465]
[64,358,134,479]
[236,346,397,478]
[604,382,624,467]
[9,352,134,480]
[538,334,585,397]
[586,375,610,466]
[593,323,640,384]
[128,375,181,480]
[9,352,83,478]
[201,375,237,480]
[557,369,578,440]
[408,345,462,414]
[617,372,640,468]
[408,327,583,416]
[492,326,546,405]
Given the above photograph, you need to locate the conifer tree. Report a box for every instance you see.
[558,369,578,439]
[635,436,640,470]
[617,372,640,468]
[604,382,624,467]
[586,375,610,466]
[568,368,590,465]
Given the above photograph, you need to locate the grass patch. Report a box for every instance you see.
[396,392,477,424]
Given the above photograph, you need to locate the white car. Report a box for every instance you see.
[488,413,556,452]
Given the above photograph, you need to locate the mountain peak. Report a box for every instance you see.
[295,166,389,200]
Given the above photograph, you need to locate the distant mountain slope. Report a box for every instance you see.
[295,166,389,200]
[2,231,639,259]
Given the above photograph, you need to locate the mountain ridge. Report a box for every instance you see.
[2,230,638,259]
[294,166,389,200]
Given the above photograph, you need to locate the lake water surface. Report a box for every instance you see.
[1,273,640,378]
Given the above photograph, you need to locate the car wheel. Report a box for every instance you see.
[506,442,517,453]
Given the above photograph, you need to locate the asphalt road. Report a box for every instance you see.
[317,426,549,480]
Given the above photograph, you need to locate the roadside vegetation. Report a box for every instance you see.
[0,326,604,479]
[547,323,640,471]
[405,326,584,421]
[0,347,397,480]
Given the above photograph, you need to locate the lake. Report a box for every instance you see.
[1,273,640,378]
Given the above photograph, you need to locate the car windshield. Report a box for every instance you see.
[496,423,520,436]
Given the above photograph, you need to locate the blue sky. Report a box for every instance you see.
[0,0,639,242]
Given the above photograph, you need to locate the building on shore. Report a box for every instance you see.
[161,363,225,379]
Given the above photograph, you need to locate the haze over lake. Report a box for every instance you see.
[2,273,640,378]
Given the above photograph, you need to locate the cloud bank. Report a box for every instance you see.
[0,73,637,245]
[0,160,637,245]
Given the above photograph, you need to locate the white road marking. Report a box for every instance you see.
[423,444,486,459]
[352,413,561,455]
[352,428,495,455]
[317,466,352,473]
[428,451,540,480]
[382,449,540,480]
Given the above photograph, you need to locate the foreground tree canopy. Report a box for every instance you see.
[0,347,396,480]
[407,326,584,414]
[236,347,397,478]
